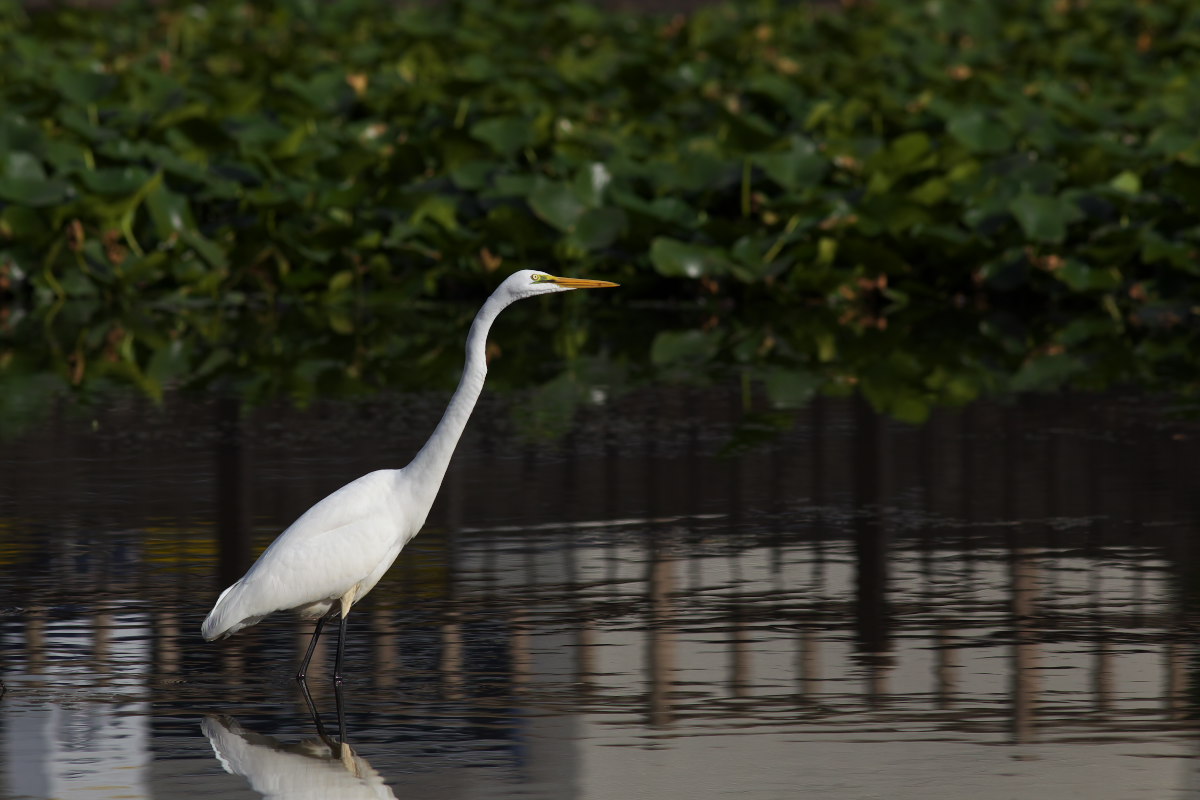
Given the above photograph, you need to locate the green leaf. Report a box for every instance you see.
[122,252,168,285]
[528,181,586,232]
[411,194,459,231]
[79,167,153,196]
[947,109,1012,154]
[1140,231,1199,274]
[886,132,932,169]
[0,115,43,153]
[471,116,535,158]
[573,162,612,208]
[145,184,196,237]
[764,368,822,408]
[1,204,47,239]
[1053,259,1120,291]
[1109,170,1141,195]
[882,392,930,425]
[649,237,733,278]
[2,151,45,181]
[729,234,776,281]
[490,173,537,198]
[328,270,355,292]
[328,311,354,335]
[568,207,626,250]
[53,68,118,106]
[1010,353,1085,392]
[650,329,720,366]
[449,160,493,190]
[909,177,950,206]
[0,176,71,206]
[1009,192,1080,243]
[860,379,932,424]
[146,340,192,385]
[754,136,827,191]
[658,152,733,192]
[610,189,698,226]
[178,229,228,270]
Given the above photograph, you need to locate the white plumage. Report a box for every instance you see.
[203,715,396,800]
[201,270,617,678]
[202,470,407,640]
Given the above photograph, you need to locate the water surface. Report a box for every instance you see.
[1,386,1199,799]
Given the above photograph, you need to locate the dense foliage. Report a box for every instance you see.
[2,0,1200,424]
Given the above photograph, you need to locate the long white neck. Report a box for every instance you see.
[403,292,510,513]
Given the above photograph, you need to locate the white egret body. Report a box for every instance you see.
[201,270,617,678]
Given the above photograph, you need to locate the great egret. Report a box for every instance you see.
[202,269,618,680]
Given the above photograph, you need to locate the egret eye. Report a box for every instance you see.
[530,273,552,283]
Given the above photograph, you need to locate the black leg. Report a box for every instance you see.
[334,679,348,746]
[297,608,338,682]
[333,612,349,683]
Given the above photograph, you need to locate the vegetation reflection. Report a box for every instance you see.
[4,0,1200,431]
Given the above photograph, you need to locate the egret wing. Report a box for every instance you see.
[202,471,406,639]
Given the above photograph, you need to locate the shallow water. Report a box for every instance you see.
[2,386,1200,799]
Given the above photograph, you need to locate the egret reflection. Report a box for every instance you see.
[203,690,395,800]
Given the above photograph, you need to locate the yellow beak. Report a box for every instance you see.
[549,275,620,289]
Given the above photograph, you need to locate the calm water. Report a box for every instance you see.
[2,385,1199,799]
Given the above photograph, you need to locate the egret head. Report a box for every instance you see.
[498,269,619,302]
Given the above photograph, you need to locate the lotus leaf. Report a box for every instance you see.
[0,0,1199,426]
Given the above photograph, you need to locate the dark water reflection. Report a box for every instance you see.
[2,385,1200,798]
